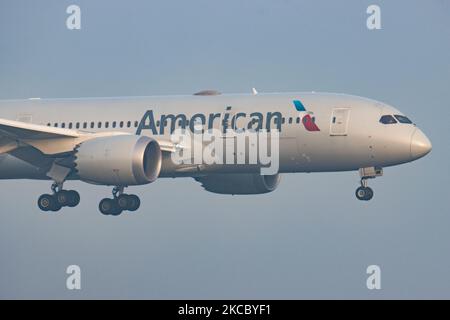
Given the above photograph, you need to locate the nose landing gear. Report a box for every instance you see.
[355,167,383,201]
[99,186,141,216]
[38,183,80,212]
[355,185,374,201]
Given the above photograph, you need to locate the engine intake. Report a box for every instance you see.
[75,135,162,186]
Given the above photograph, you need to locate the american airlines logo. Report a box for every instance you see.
[136,100,320,135]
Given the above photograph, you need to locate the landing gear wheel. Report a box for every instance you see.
[55,190,80,208]
[117,194,130,210]
[38,194,61,212]
[50,201,62,212]
[126,195,140,212]
[365,187,374,200]
[99,198,113,215]
[355,186,374,201]
[56,190,70,207]
[66,190,80,207]
[116,194,140,212]
[99,198,122,216]
[38,194,53,211]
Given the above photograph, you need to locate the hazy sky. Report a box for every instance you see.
[0,0,449,299]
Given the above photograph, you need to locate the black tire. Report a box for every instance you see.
[38,194,53,211]
[56,190,70,207]
[38,194,61,212]
[99,198,122,216]
[117,194,130,210]
[67,190,80,207]
[50,200,62,211]
[126,194,140,212]
[364,187,374,201]
[110,203,123,216]
[99,198,112,215]
[356,187,367,201]
[355,187,374,201]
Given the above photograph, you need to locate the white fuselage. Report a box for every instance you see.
[0,92,431,180]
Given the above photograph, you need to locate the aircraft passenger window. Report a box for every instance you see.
[134,121,139,128]
[119,121,124,128]
[76,123,80,129]
[296,117,300,124]
[61,123,66,128]
[83,122,87,129]
[47,123,51,127]
[288,117,293,124]
[112,121,117,128]
[105,122,109,128]
[379,115,397,124]
[69,123,73,129]
[127,121,131,128]
[54,123,58,127]
[282,118,286,124]
[156,120,160,127]
[394,115,413,124]
[98,122,102,128]
[90,122,95,129]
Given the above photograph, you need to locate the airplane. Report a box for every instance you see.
[0,91,432,216]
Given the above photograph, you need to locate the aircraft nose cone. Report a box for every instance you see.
[411,129,432,160]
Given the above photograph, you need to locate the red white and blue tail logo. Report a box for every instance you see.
[293,100,320,132]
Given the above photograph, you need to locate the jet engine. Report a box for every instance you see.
[195,173,281,195]
[75,135,162,186]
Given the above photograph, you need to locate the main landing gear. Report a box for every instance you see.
[355,167,383,201]
[99,186,141,216]
[38,183,80,212]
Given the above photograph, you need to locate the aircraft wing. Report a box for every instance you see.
[0,118,80,140]
[0,117,177,154]
[0,118,82,154]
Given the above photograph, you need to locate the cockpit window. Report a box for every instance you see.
[379,115,397,124]
[394,115,413,124]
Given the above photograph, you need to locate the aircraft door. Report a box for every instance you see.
[330,108,350,136]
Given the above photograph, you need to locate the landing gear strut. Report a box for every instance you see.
[355,167,383,201]
[38,182,80,212]
[99,186,141,216]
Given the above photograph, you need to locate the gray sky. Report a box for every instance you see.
[0,0,449,299]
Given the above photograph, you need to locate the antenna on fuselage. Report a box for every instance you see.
[193,90,221,96]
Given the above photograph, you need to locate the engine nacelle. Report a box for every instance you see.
[75,135,162,186]
[195,173,281,195]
